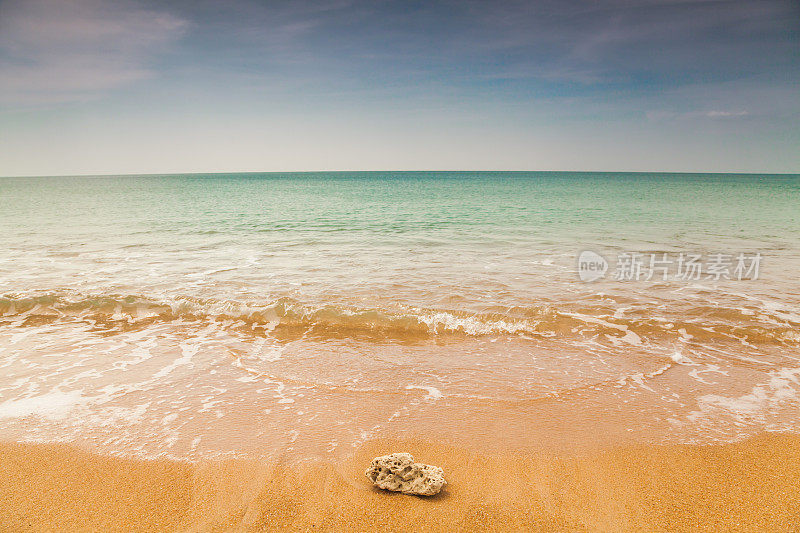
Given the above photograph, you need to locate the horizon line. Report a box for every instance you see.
[2,169,799,179]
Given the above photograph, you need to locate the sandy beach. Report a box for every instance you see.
[2,433,798,532]
[2,0,799,528]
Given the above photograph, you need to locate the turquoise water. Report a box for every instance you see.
[1,172,799,458]
[2,172,799,309]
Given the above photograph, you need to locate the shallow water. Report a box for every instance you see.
[1,172,799,459]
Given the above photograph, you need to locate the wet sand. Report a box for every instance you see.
[1,433,798,532]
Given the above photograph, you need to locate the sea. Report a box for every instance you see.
[1,172,799,460]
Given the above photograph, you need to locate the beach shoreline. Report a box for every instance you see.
[2,432,798,532]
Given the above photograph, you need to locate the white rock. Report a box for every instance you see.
[365,452,445,496]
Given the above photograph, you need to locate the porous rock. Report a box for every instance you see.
[365,453,445,496]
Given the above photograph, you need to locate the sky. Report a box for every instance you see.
[0,0,798,175]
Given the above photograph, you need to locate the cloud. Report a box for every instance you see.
[435,0,799,86]
[645,109,750,121]
[0,0,187,105]
[704,110,749,118]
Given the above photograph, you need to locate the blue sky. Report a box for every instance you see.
[0,0,798,175]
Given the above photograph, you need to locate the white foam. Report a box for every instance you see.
[9,329,36,344]
[561,311,628,331]
[688,365,727,385]
[671,350,686,363]
[417,311,539,336]
[629,373,655,393]
[405,385,443,401]
[621,330,641,345]
[152,342,199,379]
[0,390,85,420]
[690,367,800,421]
[249,337,284,362]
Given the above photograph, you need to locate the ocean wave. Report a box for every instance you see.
[0,291,797,345]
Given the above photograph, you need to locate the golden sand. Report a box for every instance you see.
[1,434,798,532]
